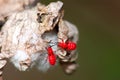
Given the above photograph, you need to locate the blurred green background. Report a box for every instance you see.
[3,0,120,80]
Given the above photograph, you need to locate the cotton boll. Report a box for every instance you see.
[31,51,50,72]
[30,52,50,72]
[10,50,30,71]
[42,29,58,52]
[0,1,79,76]
[30,52,41,67]
[37,53,50,72]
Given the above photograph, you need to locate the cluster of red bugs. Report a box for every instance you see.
[47,40,77,66]
[58,40,76,51]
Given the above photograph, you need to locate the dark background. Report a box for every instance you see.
[3,0,120,80]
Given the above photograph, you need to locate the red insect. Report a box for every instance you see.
[66,41,76,50]
[58,40,76,51]
[58,41,67,49]
[47,47,56,65]
[48,54,56,65]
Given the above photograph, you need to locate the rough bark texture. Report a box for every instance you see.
[0,0,79,79]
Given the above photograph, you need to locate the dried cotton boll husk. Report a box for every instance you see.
[0,1,64,75]
[0,1,79,76]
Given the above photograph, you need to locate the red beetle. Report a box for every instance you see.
[58,40,76,51]
[47,47,56,65]
[58,41,67,49]
[48,54,56,65]
[47,47,54,55]
[66,41,76,50]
